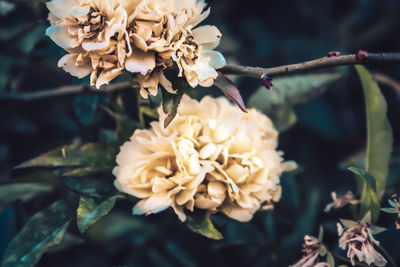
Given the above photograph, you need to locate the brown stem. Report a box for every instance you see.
[2,52,400,101]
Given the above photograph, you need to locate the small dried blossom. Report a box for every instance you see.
[113,95,296,222]
[337,214,387,267]
[324,191,359,213]
[46,0,226,93]
[291,235,330,267]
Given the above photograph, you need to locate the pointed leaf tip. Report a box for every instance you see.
[215,74,246,112]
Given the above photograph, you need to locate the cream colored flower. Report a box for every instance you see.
[46,0,131,87]
[46,0,225,92]
[337,214,387,267]
[291,236,330,267]
[324,191,360,213]
[113,95,295,222]
[123,0,226,98]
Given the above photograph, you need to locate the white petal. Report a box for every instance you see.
[95,68,122,88]
[132,194,171,215]
[57,54,92,79]
[46,0,76,19]
[46,25,80,49]
[71,6,90,17]
[200,50,226,69]
[192,25,222,49]
[125,50,155,75]
[222,205,254,222]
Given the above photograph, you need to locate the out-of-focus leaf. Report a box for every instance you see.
[139,104,159,119]
[269,106,297,132]
[1,199,74,267]
[73,95,108,126]
[214,74,246,112]
[103,97,140,143]
[348,167,377,192]
[356,66,393,200]
[371,225,387,235]
[162,88,183,128]
[327,252,335,267]
[60,166,112,177]
[61,176,114,198]
[16,22,47,54]
[339,218,358,229]
[98,129,119,146]
[381,207,397,214]
[47,234,84,253]
[15,143,118,170]
[247,73,342,114]
[0,1,15,16]
[348,167,380,223]
[186,211,223,240]
[0,183,53,211]
[86,213,153,243]
[77,194,122,234]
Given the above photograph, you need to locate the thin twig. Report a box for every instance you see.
[2,52,400,101]
[219,52,400,78]
[0,82,134,101]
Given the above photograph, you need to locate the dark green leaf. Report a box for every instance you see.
[348,167,380,223]
[247,73,342,114]
[61,176,115,198]
[15,143,118,170]
[186,211,223,240]
[162,88,183,128]
[356,65,393,200]
[73,95,107,126]
[103,97,140,144]
[0,183,53,211]
[348,167,377,192]
[268,106,297,132]
[1,199,75,267]
[77,195,122,234]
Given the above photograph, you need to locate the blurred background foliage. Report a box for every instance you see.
[1,0,400,266]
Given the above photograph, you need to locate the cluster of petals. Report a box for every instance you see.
[46,0,226,94]
[291,235,329,267]
[337,218,387,267]
[324,191,359,213]
[113,95,296,222]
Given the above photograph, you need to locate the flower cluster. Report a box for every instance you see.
[291,235,330,267]
[337,216,387,267]
[113,95,296,222]
[46,0,226,96]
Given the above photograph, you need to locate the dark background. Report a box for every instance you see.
[1,0,400,266]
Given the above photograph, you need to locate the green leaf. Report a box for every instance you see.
[318,225,324,241]
[15,143,118,170]
[339,218,358,229]
[356,65,393,200]
[247,73,342,114]
[348,167,381,223]
[0,183,53,211]
[269,106,297,132]
[186,211,223,240]
[73,95,107,126]
[0,171,60,211]
[77,195,122,234]
[1,199,75,267]
[381,207,398,214]
[371,225,387,235]
[348,167,377,192]
[162,88,183,128]
[327,252,335,267]
[103,97,141,144]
